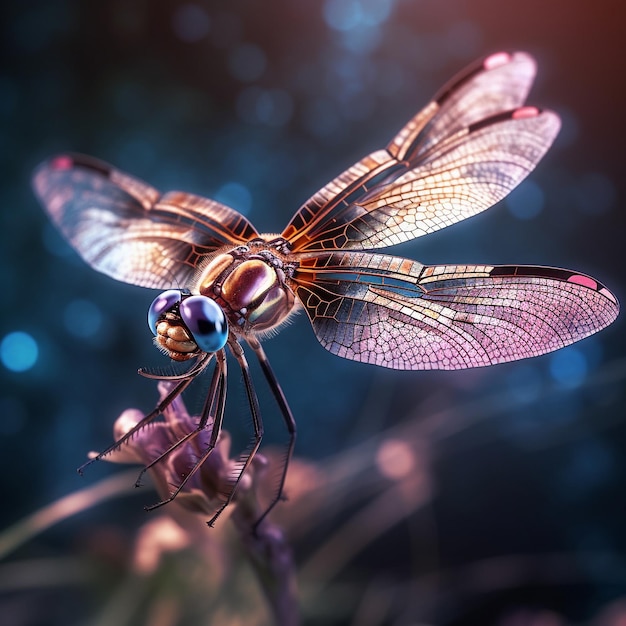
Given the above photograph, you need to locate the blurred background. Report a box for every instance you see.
[1,1,625,624]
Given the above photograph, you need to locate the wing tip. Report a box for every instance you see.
[566,272,618,298]
[466,105,561,137]
[32,154,70,197]
[489,265,620,322]
[566,274,620,320]
[483,50,536,71]
[434,50,536,107]
[34,152,113,178]
[48,154,74,171]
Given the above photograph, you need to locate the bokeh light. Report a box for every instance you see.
[214,181,252,215]
[505,363,543,404]
[172,4,211,43]
[376,438,415,480]
[323,0,393,31]
[63,298,103,339]
[506,179,545,220]
[236,86,294,126]
[549,346,589,389]
[0,331,39,372]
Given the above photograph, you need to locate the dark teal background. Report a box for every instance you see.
[1,1,625,624]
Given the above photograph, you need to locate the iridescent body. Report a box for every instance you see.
[32,51,619,525]
[197,241,296,334]
[152,240,297,361]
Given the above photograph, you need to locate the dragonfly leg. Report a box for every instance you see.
[77,353,212,474]
[135,350,226,488]
[247,336,297,531]
[206,338,264,527]
[143,351,228,510]
[137,354,208,380]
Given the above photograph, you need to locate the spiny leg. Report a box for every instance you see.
[78,353,213,474]
[137,353,209,381]
[247,336,297,530]
[207,338,264,527]
[135,350,227,488]
[143,350,229,510]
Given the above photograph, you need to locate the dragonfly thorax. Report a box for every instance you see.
[197,244,296,334]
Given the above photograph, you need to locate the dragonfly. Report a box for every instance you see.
[33,51,618,526]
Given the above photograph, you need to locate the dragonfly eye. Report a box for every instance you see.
[179,296,228,353]
[147,290,182,335]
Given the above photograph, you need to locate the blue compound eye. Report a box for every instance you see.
[179,296,228,353]
[148,290,182,335]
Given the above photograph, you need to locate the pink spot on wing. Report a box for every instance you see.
[568,274,598,290]
[484,52,511,70]
[513,106,540,120]
[51,155,73,170]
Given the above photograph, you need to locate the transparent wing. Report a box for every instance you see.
[32,154,259,290]
[388,50,538,161]
[292,252,619,370]
[282,51,559,253]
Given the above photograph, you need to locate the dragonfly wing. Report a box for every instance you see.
[33,154,259,290]
[388,50,538,161]
[282,52,558,253]
[292,252,619,370]
[353,108,560,249]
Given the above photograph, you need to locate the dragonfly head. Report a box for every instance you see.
[148,290,228,361]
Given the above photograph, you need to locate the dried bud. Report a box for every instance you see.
[101,380,299,624]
